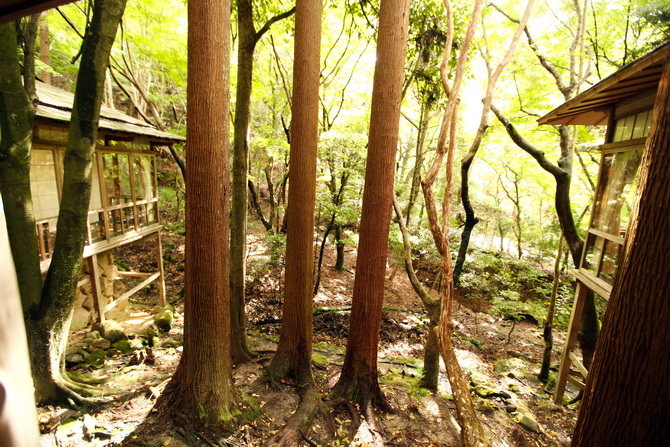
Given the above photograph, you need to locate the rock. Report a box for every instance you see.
[512,399,542,433]
[474,385,498,398]
[516,413,542,433]
[494,357,530,378]
[88,338,111,350]
[505,403,517,413]
[84,331,101,341]
[82,414,97,440]
[65,352,86,365]
[154,305,175,332]
[97,320,127,343]
[112,339,132,352]
[84,349,107,365]
[71,307,92,331]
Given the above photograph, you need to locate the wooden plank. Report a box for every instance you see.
[103,272,160,313]
[554,281,588,404]
[574,269,612,301]
[87,255,106,324]
[569,352,589,378]
[566,375,586,390]
[82,224,161,258]
[116,271,154,278]
[156,231,166,306]
[588,228,625,246]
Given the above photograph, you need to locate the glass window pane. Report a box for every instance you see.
[134,156,155,201]
[583,233,603,274]
[591,149,643,236]
[632,111,649,139]
[599,240,622,286]
[103,153,132,206]
[88,211,106,243]
[30,150,60,220]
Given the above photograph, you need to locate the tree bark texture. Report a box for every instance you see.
[571,52,670,447]
[392,195,441,390]
[540,236,562,382]
[230,0,257,364]
[157,0,238,423]
[0,22,42,326]
[268,0,321,387]
[333,0,410,409]
[32,0,127,403]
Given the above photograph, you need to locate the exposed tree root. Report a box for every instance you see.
[262,385,322,447]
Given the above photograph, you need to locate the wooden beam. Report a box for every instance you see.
[87,255,106,324]
[554,281,588,404]
[103,272,160,314]
[155,231,166,306]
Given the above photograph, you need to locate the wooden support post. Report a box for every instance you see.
[554,281,588,404]
[87,254,106,323]
[156,231,166,306]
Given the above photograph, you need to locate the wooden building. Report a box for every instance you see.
[538,42,669,404]
[31,80,184,326]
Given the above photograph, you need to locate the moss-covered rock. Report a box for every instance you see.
[84,349,107,364]
[154,304,175,332]
[494,357,530,378]
[112,339,132,352]
[97,320,127,343]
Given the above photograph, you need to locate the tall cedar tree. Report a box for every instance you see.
[0,0,127,403]
[570,52,670,446]
[154,0,239,423]
[266,0,321,386]
[230,0,295,363]
[333,0,411,410]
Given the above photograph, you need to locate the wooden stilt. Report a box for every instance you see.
[87,254,106,323]
[554,280,588,404]
[155,231,166,306]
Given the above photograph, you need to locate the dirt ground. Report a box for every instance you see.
[38,232,579,446]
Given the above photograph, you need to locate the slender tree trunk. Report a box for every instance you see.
[571,52,670,446]
[539,236,563,382]
[155,0,239,423]
[267,0,321,387]
[334,225,345,270]
[333,0,411,411]
[230,0,256,364]
[392,195,441,390]
[39,15,52,85]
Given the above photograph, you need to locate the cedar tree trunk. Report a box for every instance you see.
[571,52,670,447]
[333,0,411,410]
[155,0,239,423]
[266,0,321,387]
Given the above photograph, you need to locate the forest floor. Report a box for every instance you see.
[38,230,580,447]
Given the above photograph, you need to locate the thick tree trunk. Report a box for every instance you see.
[156,0,239,424]
[267,0,321,387]
[333,0,410,410]
[0,22,42,327]
[571,52,670,446]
